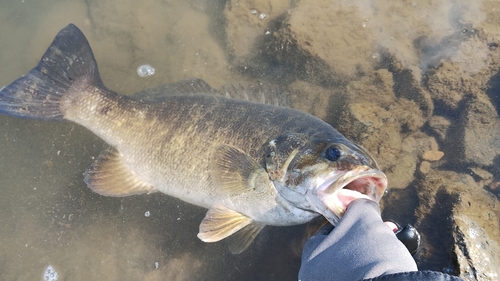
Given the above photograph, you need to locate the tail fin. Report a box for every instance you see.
[0,24,102,120]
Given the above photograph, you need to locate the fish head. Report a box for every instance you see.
[265,133,387,225]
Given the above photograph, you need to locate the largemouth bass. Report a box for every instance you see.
[0,24,387,253]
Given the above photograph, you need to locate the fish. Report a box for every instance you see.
[0,24,387,253]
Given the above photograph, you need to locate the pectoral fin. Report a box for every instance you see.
[198,204,253,243]
[226,222,265,254]
[210,144,274,194]
[84,147,155,196]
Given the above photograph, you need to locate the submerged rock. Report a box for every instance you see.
[337,102,402,170]
[287,80,346,122]
[345,69,396,108]
[426,62,473,110]
[425,35,495,111]
[422,150,444,162]
[453,214,500,280]
[389,98,426,134]
[386,152,417,189]
[391,67,434,119]
[428,116,451,143]
[262,0,376,85]
[449,94,500,167]
[414,170,500,279]
[419,161,432,174]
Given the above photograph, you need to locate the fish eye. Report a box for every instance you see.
[325,146,341,161]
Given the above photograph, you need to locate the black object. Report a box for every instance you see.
[394,224,421,255]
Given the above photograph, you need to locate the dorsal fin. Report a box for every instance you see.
[132,78,218,102]
[83,147,156,196]
[220,83,288,107]
[133,78,289,107]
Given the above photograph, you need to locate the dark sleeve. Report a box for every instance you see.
[363,270,464,281]
[298,199,418,281]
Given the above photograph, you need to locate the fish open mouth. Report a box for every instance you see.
[310,167,388,225]
[335,168,387,198]
[335,170,387,207]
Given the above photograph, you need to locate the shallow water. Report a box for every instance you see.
[0,0,499,280]
[0,2,305,280]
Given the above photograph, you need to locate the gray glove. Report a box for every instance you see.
[298,199,418,281]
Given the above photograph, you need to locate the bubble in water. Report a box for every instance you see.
[362,18,369,28]
[137,64,155,77]
[43,265,59,281]
[144,211,150,217]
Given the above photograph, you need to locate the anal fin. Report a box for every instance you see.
[84,147,155,196]
[226,222,265,254]
[198,205,253,243]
